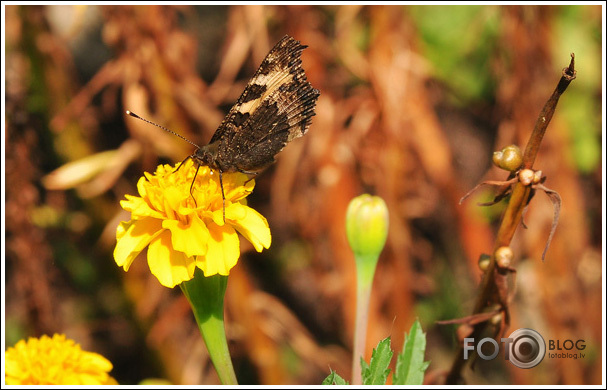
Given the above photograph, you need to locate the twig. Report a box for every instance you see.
[445,54,576,385]
[523,54,577,169]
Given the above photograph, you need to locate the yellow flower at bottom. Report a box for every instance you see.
[114,159,272,288]
[4,334,114,385]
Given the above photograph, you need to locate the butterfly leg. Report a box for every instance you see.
[188,163,200,207]
[237,168,259,185]
[219,169,226,223]
[174,154,193,172]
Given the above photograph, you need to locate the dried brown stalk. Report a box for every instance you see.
[445,54,576,384]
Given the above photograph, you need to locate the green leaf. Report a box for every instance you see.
[360,357,369,380]
[393,319,430,385]
[322,370,349,385]
[361,337,393,385]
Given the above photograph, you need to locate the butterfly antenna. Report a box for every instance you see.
[126,111,201,149]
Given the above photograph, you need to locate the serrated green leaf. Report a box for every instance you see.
[360,357,369,374]
[361,337,393,385]
[360,356,369,380]
[322,370,349,385]
[393,319,430,385]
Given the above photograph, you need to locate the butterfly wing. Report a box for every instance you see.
[209,35,320,172]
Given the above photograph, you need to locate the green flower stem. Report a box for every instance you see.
[180,271,238,385]
[352,254,377,385]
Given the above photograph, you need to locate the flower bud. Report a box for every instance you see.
[478,253,491,272]
[346,194,389,261]
[518,169,535,186]
[492,145,523,172]
[490,312,503,326]
[495,246,514,268]
[533,170,543,184]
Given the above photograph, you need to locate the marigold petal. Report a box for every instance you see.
[120,195,163,219]
[210,208,226,226]
[114,218,163,271]
[104,376,119,385]
[197,223,239,276]
[162,213,210,258]
[64,350,113,385]
[136,175,148,197]
[148,230,196,288]
[4,357,22,385]
[162,186,186,221]
[145,181,166,212]
[225,177,255,202]
[82,351,114,372]
[230,204,272,252]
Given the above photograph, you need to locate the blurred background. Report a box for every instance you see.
[3,4,603,385]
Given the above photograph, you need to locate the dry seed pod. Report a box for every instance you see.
[493,145,523,172]
[495,246,514,268]
[478,253,491,272]
[490,312,503,326]
[518,169,535,186]
[533,170,543,184]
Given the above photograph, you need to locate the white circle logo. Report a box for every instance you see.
[507,328,546,369]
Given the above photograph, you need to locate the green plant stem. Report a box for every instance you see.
[445,54,576,384]
[180,272,238,385]
[352,254,376,385]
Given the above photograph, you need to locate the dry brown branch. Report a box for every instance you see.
[445,54,576,385]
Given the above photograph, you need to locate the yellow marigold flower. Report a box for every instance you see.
[114,159,272,288]
[4,334,114,385]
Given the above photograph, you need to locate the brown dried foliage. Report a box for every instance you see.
[4,4,603,385]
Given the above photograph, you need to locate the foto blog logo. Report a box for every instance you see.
[464,328,546,369]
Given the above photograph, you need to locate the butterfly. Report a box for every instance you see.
[128,35,320,221]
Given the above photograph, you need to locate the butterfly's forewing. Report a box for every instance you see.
[209,35,320,172]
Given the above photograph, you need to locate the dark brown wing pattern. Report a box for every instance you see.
[208,35,320,172]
